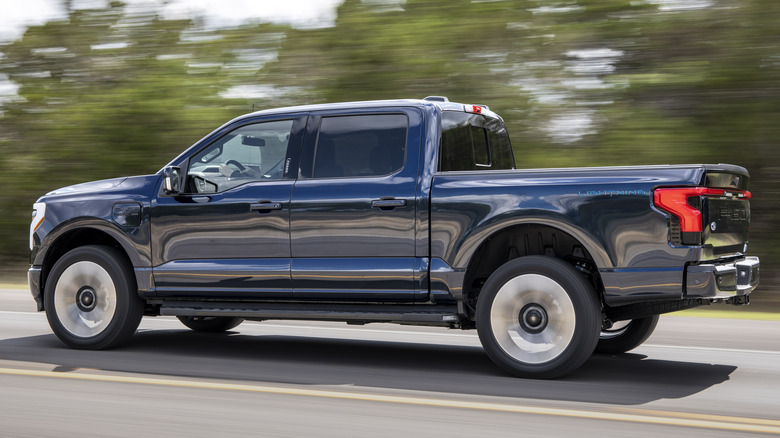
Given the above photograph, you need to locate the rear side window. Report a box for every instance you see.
[311,114,407,178]
[440,112,514,172]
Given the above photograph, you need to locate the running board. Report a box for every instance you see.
[158,301,462,325]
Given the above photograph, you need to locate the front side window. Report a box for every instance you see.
[310,114,407,178]
[186,119,293,193]
[439,111,514,172]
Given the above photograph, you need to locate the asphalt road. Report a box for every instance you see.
[1,287,779,437]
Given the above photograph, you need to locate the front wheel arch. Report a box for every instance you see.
[44,245,144,349]
[39,225,138,310]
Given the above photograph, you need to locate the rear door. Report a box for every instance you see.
[289,107,426,301]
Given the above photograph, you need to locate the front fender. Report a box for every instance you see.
[34,217,151,268]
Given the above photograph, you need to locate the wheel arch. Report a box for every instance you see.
[38,222,140,310]
[461,222,607,312]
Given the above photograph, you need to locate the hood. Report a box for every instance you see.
[46,177,129,196]
[43,174,159,199]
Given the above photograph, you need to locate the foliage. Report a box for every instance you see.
[1,0,778,295]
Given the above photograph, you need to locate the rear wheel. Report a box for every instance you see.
[596,315,659,354]
[476,256,600,379]
[44,245,143,349]
[177,316,244,332]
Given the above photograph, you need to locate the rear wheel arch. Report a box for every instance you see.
[462,223,605,312]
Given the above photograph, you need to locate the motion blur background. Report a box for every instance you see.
[1,0,777,308]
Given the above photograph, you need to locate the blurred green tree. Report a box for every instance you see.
[0,2,286,263]
[1,0,778,303]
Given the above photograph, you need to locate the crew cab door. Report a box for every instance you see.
[150,114,306,298]
[289,108,426,301]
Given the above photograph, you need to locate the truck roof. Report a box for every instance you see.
[239,98,501,121]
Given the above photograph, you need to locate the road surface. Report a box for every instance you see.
[1,286,779,437]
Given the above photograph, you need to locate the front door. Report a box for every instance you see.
[289,108,426,301]
[151,115,306,298]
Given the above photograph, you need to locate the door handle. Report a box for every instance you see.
[371,198,407,210]
[250,201,283,212]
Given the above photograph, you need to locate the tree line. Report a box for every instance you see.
[1,0,778,298]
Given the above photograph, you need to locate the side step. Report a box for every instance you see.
[158,301,463,326]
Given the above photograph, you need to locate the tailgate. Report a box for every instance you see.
[654,165,751,257]
[702,168,751,256]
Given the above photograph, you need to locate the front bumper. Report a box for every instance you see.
[28,266,43,311]
[686,256,759,303]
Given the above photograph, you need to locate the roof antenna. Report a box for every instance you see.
[252,103,255,112]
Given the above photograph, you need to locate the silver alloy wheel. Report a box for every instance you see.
[53,261,118,338]
[600,320,632,340]
[489,273,576,364]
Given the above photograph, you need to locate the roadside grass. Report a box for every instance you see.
[677,308,780,321]
[0,283,26,289]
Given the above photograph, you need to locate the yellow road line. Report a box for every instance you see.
[0,366,778,434]
[620,407,780,427]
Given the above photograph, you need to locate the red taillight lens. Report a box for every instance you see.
[654,188,708,232]
[653,187,751,233]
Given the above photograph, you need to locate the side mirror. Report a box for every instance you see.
[162,166,181,195]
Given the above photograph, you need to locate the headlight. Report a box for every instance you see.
[29,202,45,251]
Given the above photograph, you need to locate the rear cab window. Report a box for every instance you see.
[439,110,514,172]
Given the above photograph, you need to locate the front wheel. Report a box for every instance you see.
[44,245,144,349]
[595,315,659,354]
[177,316,244,332]
[476,256,601,379]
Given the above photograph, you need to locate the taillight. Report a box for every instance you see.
[653,187,751,245]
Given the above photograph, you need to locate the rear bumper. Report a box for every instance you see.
[601,255,759,307]
[686,256,759,301]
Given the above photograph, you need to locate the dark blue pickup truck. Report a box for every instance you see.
[28,97,759,378]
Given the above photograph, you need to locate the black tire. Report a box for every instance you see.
[177,316,244,332]
[595,315,659,355]
[44,245,144,349]
[476,256,601,379]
